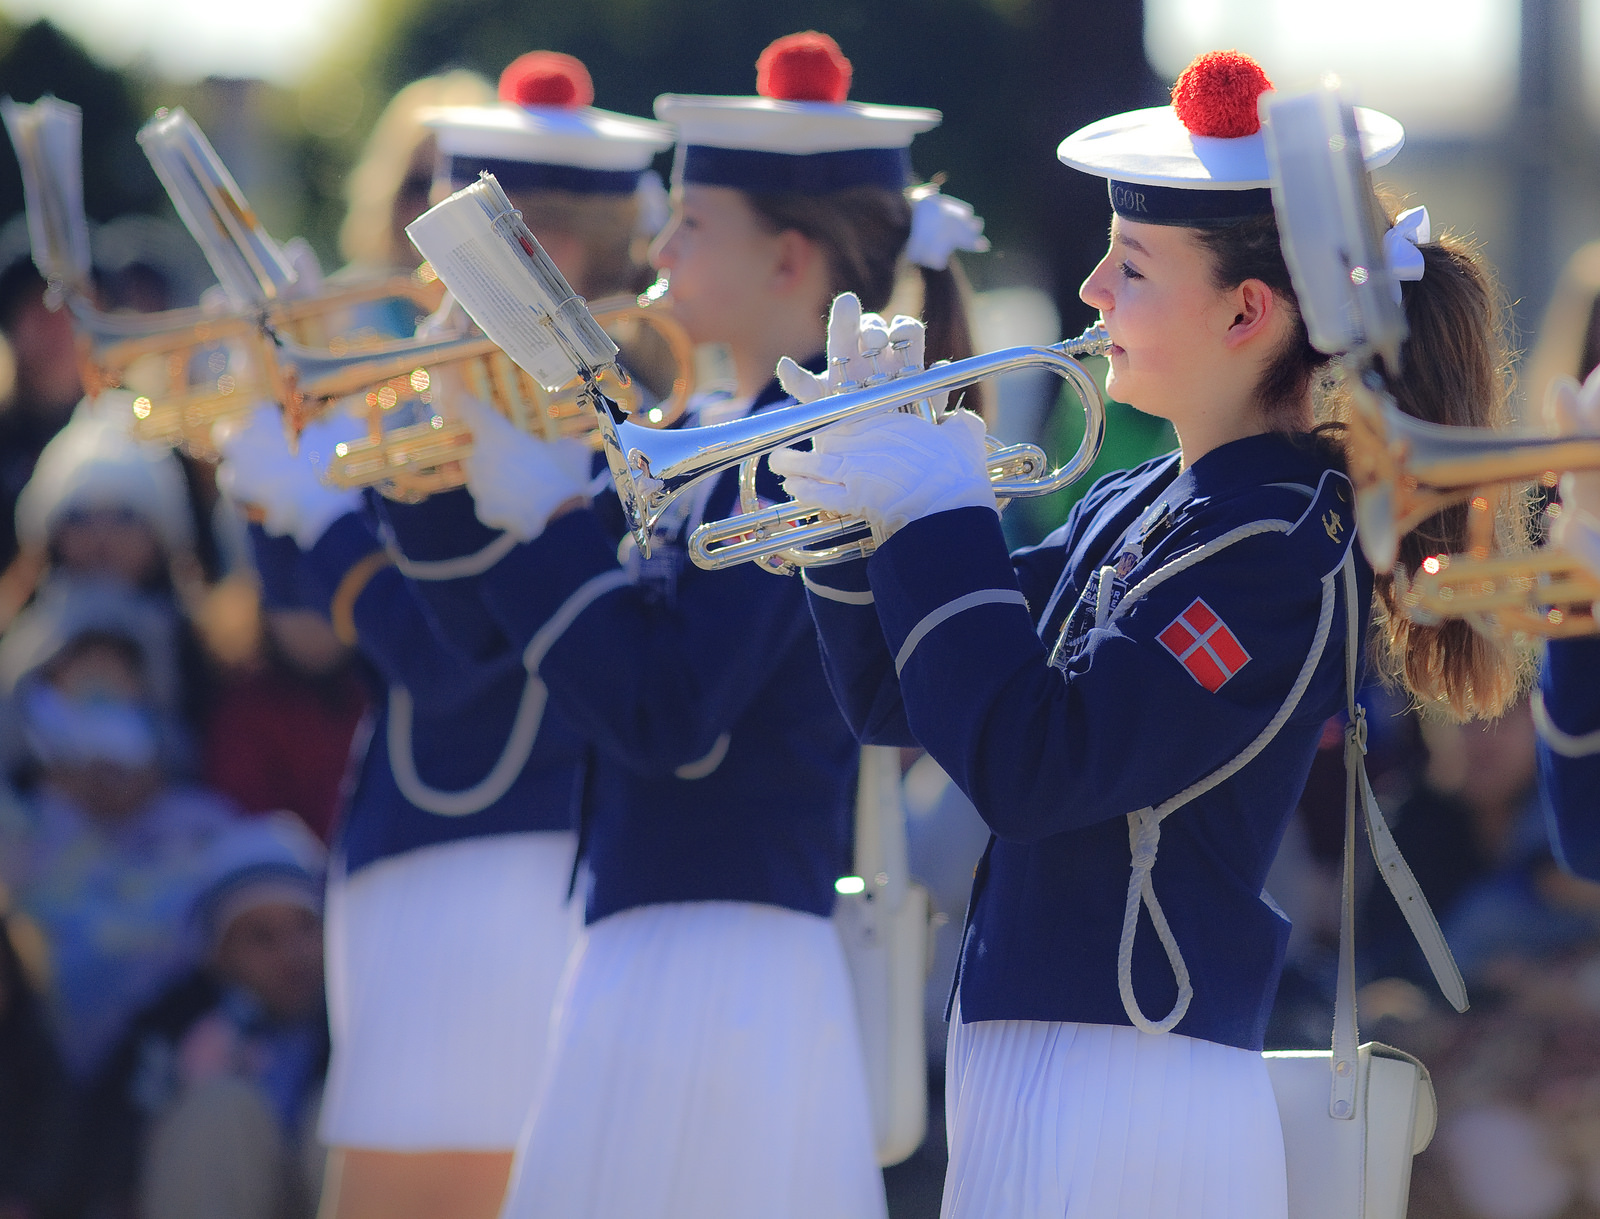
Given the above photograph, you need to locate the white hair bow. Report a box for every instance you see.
[634,171,670,241]
[1383,205,1430,304]
[904,184,990,271]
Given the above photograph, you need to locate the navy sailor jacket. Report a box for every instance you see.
[803,431,1371,1051]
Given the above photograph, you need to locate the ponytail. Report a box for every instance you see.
[1360,233,1531,721]
[1196,211,1530,721]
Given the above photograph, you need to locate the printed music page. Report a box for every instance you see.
[406,175,618,393]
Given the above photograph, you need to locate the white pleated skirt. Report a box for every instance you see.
[943,1006,1288,1219]
[319,831,581,1151]
[500,901,888,1219]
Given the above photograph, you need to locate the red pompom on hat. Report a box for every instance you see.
[756,31,852,104]
[498,51,595,109]
[1170,50,1273,139]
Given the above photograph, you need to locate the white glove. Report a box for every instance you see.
[777,292,930,404]
[455,395,592,542]
[214,405,361,549]
[768,409,995,541]
[1546,367,1600,535]
[280,237,325,300]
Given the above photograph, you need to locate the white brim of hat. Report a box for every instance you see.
[1056,103,1404,189]
[422,103,673,171]
[653,94,940,154]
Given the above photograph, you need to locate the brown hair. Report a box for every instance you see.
[744,185,983,415]
[512,189,652,299]
[1193,211,1529,721]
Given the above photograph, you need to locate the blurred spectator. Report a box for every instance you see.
[91,215,213,315]
[337,69,494,275]
[0,889,71,1219]
[0,584,238,1082]
[204,606,368,843]
[54,814,328,1219]
[1,403,219,758]
[0,218,80,578]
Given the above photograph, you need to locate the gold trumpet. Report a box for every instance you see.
[85,270,446,456]
[594,323,1110,573]
[3,93,450,455]
[285,295,695,502]
[1346,370,1600,637]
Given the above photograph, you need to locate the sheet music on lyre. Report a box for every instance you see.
[0,95,91,303]
[136,108,296,309]
[405,173,619,393]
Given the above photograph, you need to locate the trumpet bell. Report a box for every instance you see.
[1345,368,1600,639]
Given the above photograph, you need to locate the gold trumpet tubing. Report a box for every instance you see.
[265,272,445,347]
[129,375,267,449]
[70,297,259,396]
[1406,550,1600,638]
[599,323,1110,562]
[707,437,1052,574]
[290,298,691,500]
[1346,371,1600,569]
[277,333,506,428]
[315,352,625,499]
[325,418,474,495]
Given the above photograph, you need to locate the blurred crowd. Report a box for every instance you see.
[2,57,1600,1219]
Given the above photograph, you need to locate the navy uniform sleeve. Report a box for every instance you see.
[1537,637,1600,880]
[368,489,517,664]
[866,504,1336,842]
[802,516,1075,748]
[472,504,813,777]
[288,512,509,713]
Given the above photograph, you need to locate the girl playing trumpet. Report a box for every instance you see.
[773,50,1522,1219]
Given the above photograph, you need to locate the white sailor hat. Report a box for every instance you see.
[654,32,940,194]
[1057,50,1404,227]
[423,52,673,193]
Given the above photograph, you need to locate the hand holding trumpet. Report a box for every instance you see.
[1545,366,1600,584]
[769,294,996,544]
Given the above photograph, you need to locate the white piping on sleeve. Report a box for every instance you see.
[387,675,548,817]
[388,531,519,581]
[387,568,631,817]
[674,732,731,780]
[1533,687,1600,757]
[894,588,1028,676]
[802,572,874,605]
[523,570,632,671]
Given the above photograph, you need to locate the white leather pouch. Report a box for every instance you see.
[1264,1043,1438,1219]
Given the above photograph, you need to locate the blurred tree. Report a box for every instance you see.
[0,20,165,227]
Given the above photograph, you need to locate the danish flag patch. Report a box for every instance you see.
[1156,598,1250,692]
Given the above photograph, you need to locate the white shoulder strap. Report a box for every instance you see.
[1114,539,1467,1057]
[1330,550,1467,1115]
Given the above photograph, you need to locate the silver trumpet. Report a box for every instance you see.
[594,322,1111,572]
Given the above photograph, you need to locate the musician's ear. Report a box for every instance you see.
[771,227,824,297]
[1222,278,1279,350]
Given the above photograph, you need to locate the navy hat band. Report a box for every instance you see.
[446,156,643,195]
[1108,179,1274,227]
[676,145,911,193]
